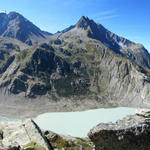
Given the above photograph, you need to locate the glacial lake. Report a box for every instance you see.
[34,107,136,137]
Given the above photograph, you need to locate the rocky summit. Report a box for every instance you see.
[88,109,150,150]
[0,14,150,117]
[67,16,150,69]
[0,12,52,45]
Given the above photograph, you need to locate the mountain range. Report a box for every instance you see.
[0,11,150,117]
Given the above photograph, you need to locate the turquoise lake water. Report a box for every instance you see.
[34,107,136,137]
[0,116,20,122]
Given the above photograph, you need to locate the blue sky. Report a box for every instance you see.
[0,0,150,51]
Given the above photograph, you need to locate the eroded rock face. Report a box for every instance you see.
[88,109,150,150]
[0,119,52,150]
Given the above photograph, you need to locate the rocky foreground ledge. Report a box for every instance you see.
[0,119,52,150]
[1,109,150,150]
[88,109,150,150]
[0,119,93,150]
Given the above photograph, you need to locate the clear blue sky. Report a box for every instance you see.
[0,0,150,51]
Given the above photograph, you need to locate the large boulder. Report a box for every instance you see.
[88,109,150,150]
[0,119,52,150]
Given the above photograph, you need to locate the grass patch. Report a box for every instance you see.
[23,141,46,150]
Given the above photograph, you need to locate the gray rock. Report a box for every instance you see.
[136,109,150,118]
[0,119,52,150]
[88,109,150,150]
[22,119,52,150]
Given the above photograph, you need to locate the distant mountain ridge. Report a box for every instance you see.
[0,11,52,45]
[58,16,150,69]
[0,12,149,69]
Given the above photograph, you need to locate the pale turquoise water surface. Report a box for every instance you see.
[34,107,136,137]
[0,116,20,122]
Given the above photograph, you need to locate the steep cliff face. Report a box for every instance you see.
[88,109,150,150]
[0,37,28,77]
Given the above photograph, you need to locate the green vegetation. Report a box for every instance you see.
[45,132,93,150]
[23,141,46,150]
[53,75,90,97]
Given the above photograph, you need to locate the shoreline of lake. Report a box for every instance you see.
[34,107,136,137]
[0,107,137,137]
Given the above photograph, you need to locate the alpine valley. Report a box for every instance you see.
[0,11,150,118]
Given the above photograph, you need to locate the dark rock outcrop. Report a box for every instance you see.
[88,109,150,150]
[0,130,3,140]
[10,78,27,94]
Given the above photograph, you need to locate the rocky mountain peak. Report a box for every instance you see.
[76,16,94,29]
[8,11,23,20]
[0,11,24,22]
[74,16,150,66]
[75,16,107,39]
[0,11,52,45]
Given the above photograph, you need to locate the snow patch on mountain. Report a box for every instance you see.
[119,41,127,49]
[0,11,8,14]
